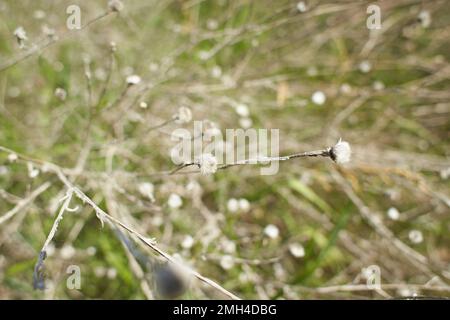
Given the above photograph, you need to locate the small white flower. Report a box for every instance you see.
[330,138,351,164]
[373,81,385,91]
[181,235,194,249]
[94,266,106,277]
[8,153,18,162]
[239,117,252,129]
[108,0,124,12]
[311,91,326,105]
[54,87,67,101]
[264,224,279,239]
[235,103,250,117]
[27,162,40,178]
[139,101,148,109]
[439,168,450,180]
[409,230,423,244]
[46,242,55,257]
[296,1,307,12]
[288,243,305,258]
[221,239,236,254]
[387,207,400,220]
[174,106,192,124]
[138,182,155,202]
[220,255,234,270]
[33,10,46,20]
[168,193,182,209]
[207,19,219,30]
[227,198,239,213]
[126,74,141,85]
[340,83,352,95]
[238,198,250,212]
[197,153,218,175]
[211,65,222,78]
[359,60,372,73]
[0,166,8,176]
[60,245,76,259]
[13,27,27,48]
[418,10,431,28]
[198,50,210,60]
[86,246,97,256]
[107,267,117,279]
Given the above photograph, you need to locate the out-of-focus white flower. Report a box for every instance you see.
[340,83,352,95]
[138,182,155,202]
[27,162,40,178]
[207,19,219,30]
[330,138,351,164]
[235,103,250,117]
[108,0,124,12]
[239,117,252,128]
[168,193,182,209]
[46,242,55,257]
[221,239,236,254]
[264,224,279,239]
[227,198,239,213]
[139,101,148,109]
[387,207,400,220]
[0,166,8,176]
[440,168,450,180]
[197,153,218,175]
[211,65,222,78]
[86,246,97,256]
[107,267,117,279]
[359,60,372,73]
[418,10,431,28]
[94,266,106,277]
[8,153,18,162]
[181,235,194,249]
[238,198,250,212]
[33,10,46,19]
[296,1,307,12]
[54,87,67,101]
[174,106,192,124]
[409,230,423,244]
[220,255,234,270]
[198,50,210,60]
[288,243,305,258]
[373,81,385,91]
[13,26,27,48]
[60,245,76,259]
[311,91,326,105]
[126,74,141,85]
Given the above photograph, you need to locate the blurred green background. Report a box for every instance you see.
[0,0,449,299]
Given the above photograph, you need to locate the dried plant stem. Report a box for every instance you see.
[0,145,240,300]
[0,182,51,225]
[0,11,112,72]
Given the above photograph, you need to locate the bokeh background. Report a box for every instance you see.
[0,0,449,299]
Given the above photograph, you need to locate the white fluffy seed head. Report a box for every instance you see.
[409,230,423,244]
[387,207,400,220]
[138,182,155,202]
[108,0,124,12]
[197,153,218,175]
[126,74,141,85]
[288,243,305,258]
[330,138,351,164]
[311,91,326,105]
[168,193,182,209]
[264,224,279,239]
[227,198,239,212]
[174,106,192,124]
[220,255,234,270]
[54,87,67,101]
[181,235,194,249]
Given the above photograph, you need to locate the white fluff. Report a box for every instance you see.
[264,224,279,239]
[174,106,192,124]
[311,91,326,105]
[126,74,141,85]
[197,153,218,175]
[168,193,182,209]
[331,139,351,164]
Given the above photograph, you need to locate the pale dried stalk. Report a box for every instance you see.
[0,145,240,300]
[0,182,51,225]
